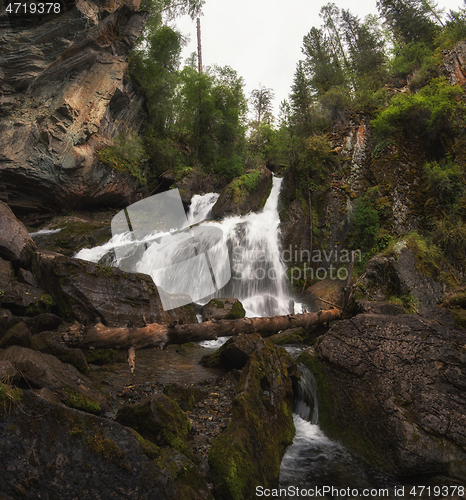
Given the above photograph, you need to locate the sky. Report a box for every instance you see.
[173,0,464,119]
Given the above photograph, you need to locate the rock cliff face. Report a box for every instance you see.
[0,0,148,215]
[300,308,466,479]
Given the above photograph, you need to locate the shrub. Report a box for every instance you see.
[96,132,148,183]
[352,197,380,251]
[371,78,465,149]
[424,161,464,209]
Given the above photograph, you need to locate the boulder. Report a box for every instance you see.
[202,298,246,321]
[303,278,346,310]
[200,332,263,369]
[211,166,273,218]
[0,201,36,267]
[300,308,466,479]
[0,389,212,499]
[0,256,54,316]
[208,337,297,500]
[116,393,192,457]
[268,327,307,345]
[32,251,197,327]
[162,383,208,412]
[0,345,106,414]
[0,321,31,349]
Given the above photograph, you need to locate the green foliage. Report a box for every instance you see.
[96,132,148,183]
[352,197,381,251]
[371,78,465,148]
[424,160,464,209]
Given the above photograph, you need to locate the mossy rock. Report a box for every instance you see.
[202,298,246,321]
[83,348,117,365]
[208,339,296,500]
[268,327,306,345]
[0,382,23,417]
[0,321,31,349]
[200,332,260,369]
[162,383,207,412]
[116,393,192,457]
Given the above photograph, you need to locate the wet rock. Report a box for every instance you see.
[33,251,196,327]
[211,166,273,218]
[208,337,297,500]
[30,330,90,375]
[202,298,246,321]
[0,201,36,267]
[268,327,307,345]
[0,345,106,414]
[116,393,192,456]
[0,321,31,349]
[300,308,466,479]
[200,332,263,369]
[304,278,346,310]
[0,389,211,499]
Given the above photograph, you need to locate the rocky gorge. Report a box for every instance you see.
[1,0,466,498]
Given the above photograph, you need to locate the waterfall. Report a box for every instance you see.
[293,363,319,424]
[186,193,219,226]
[75,177,293,317]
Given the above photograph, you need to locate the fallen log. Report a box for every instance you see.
[62,308,342,351]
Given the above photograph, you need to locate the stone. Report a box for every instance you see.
[32,251,197,327]
[440,41,466,87]
[0,201,36,267]
[211,166,273,218]
[268,327,307,345]
[304,278,346,311]
[200,332,263,369]
[0,360,19,383]
[0,345,106,414]
[355,241,443,310]
[0,389,212,499]
[202,298,246,321]
[208,337,297,500]
[300,308,466,479]
[162,383,208,412]
[116,393,192,456]
[0,321,31,349]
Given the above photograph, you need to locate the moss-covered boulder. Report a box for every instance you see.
[116,393,192,457]
[0,389,212,499]
[208,338,297,500]
[211,166,273,218]
[0,321,31,348]
[299,308,466,479]
[0,345,106,414]
[162,383,208,412]
[268,327,307,345]
[200,332,262,369]
[202,298,246,321]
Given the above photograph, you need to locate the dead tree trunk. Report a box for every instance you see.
[62,308,342,351]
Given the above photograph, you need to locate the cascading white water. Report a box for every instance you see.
[77,177,293,317]
[186,193,219,226]
[280,364,400,498]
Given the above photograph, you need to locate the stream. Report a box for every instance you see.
[74,179,449,499]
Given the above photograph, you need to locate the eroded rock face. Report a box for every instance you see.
[355,241,443,309]
[0,201,36,266]
[301,308,466,479]
[440,41,466,87]
[0,0,148,214]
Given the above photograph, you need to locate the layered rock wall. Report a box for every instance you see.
[0,0,148,214]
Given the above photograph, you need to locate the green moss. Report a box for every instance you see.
[25,294,54,316]
[95,264,114,278]
[129,428,161,460]
[86,430,128,467]
[84,348,117,365]
[225,300,246,319]
[211,298,224,308]
[63,387,101,415]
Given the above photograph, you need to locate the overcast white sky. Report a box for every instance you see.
[174,0,464,119]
